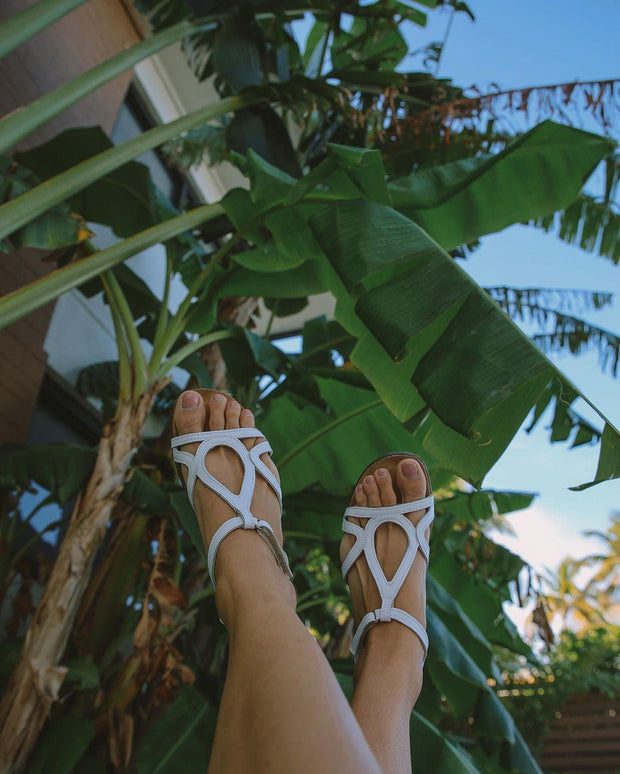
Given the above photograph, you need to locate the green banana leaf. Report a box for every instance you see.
[15,128,156,241]
[0,156,87,250]
[0,443,170,513]
[309,197,619,489]
[388,120,615,250]
[25,715,95,774]
[134,686,217,774]
[409,712,481,774]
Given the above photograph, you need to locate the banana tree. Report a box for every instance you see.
[2,132,619,772]
[0,0,619,771]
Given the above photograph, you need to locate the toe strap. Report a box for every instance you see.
[342,495,434,662]
[351,608,428,662]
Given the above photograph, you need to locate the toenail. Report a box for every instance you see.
[365,476,374,485]
[211,393,225,401]
[376,468,388,477]
[242,409,252,415]
[356,484,363,492]
[181,391,200,409]
[228,401,239,409]
[402,460,420,478]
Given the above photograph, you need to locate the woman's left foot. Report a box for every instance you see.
[340,459,430,698]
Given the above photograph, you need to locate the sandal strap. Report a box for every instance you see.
[172,428,292,587]
[341,495,434,661]
[351,608,429,660]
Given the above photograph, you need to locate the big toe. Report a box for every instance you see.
[173,390,206,437]
[396,458,427,506]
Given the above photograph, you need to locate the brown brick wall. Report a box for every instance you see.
[0,0,141,444]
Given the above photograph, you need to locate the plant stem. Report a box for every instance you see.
[0,390,157,774]
[150,235,240,369]
[153,330,236,380]
[264,302,278,337]
[296,581,330,604]
[316,20,331,78]
[102,271,149,400]
[21,494,54,527]
[101,274,132,403]
[0,0,87,59]
[0,202,224,331]
[296,335,355,363]
[152,251,173,362]
[283,530,328,542]
[0,96,252,242]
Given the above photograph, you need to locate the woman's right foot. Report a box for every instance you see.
[172,389,296,623]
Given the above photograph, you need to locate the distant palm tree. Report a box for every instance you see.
[543,558,608,632]
[581,513,620,624]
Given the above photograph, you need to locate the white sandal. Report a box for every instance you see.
[341,453,434,662]
[171,390,293,588]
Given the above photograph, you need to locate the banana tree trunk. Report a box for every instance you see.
[0,387,159,774]
[152,296,259,456]
[206,296,259,391]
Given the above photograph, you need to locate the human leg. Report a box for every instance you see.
[172,390,383,774]
[342,460,431,774]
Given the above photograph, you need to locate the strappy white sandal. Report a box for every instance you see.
[341,453,434,662]
[171,389,293,589]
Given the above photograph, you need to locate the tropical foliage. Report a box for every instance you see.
[541,513,620,633]
[0,1,619,773]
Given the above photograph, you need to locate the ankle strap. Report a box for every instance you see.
[172,428,292,587]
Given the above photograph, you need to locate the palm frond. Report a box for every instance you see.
[533,314,619,377]
[486,287,614,316]
[525,377,603,447]
[487,287,619,377]
[531,192,620,266]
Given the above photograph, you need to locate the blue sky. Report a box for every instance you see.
[403,0,620,607]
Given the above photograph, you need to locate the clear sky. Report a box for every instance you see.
[404,0,620,627]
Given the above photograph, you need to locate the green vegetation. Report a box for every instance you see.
[0,1,618,772]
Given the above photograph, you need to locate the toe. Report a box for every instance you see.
[363,475,381,507]
[375,468,397,506]
[173,391,206,439]
[240,408,255,429]
[396,459,426,506]
[209,393,227,430]
[240,408,255,450]
[354,483,367,506]
[225,399,241,429]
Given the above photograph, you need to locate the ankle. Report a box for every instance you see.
[354,623,425,709]
[214,530,297,625]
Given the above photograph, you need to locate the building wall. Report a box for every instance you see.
[0,0,141,443]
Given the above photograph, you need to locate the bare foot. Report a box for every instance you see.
[172,389,295,622]
[340,458,430,701]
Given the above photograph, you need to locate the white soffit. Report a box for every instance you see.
[134,42,246,202]
[134,42,336,335]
